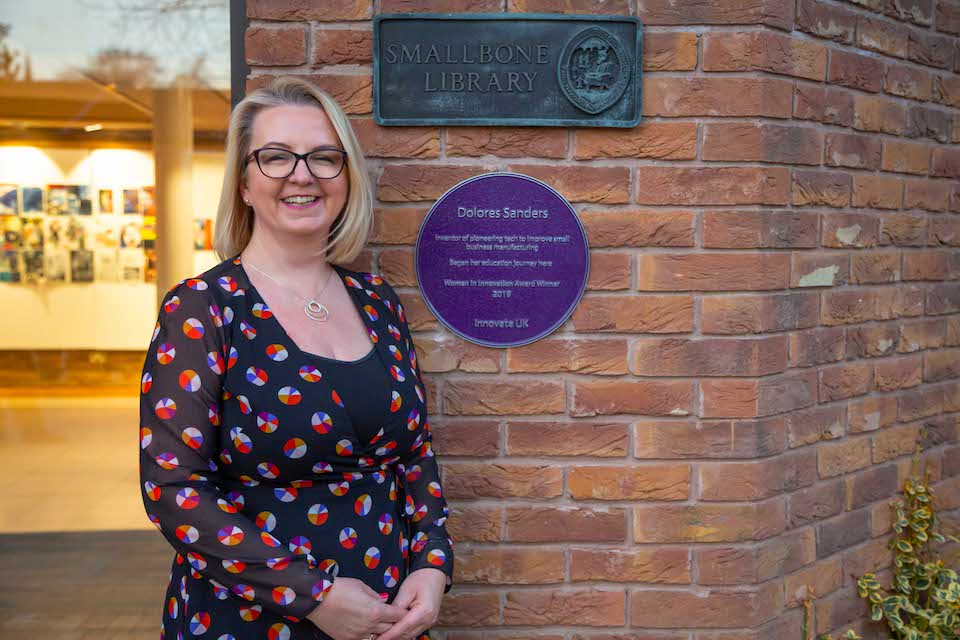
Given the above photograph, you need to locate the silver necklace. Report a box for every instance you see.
[243,258,335,322]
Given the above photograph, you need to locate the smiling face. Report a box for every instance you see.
[240,104,350,245]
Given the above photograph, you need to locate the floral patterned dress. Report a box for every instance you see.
[139,256,454,640]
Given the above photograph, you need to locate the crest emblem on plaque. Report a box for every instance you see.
[558,27,631,115]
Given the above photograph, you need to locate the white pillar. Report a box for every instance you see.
[153,76,194,301]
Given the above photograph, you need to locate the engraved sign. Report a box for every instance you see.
[374,14,642,127]
[415,173,589,348]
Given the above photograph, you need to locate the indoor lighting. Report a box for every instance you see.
[84,124,104,132]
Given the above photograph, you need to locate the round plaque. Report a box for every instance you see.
[415,172,590,348]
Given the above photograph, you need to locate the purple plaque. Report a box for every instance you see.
[415,172,589,347]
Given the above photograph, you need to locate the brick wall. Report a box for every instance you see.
[244,0,960,637]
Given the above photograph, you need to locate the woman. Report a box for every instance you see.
[139,76,454,640]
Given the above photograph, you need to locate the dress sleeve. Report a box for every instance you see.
[139,282,335,621]
[381,280,455,593]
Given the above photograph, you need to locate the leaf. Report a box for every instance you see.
[898,540,914,553]
[871,603,884,621]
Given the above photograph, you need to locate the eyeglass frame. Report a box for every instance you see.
[246,146,349,180]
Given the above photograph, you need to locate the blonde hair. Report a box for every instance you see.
[213,76,373,264]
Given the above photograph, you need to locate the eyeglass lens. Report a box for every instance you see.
[256,149,345,179]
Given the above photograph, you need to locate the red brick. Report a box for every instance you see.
[937,0,960,34]
[852,247,907,282]
[507,338,628,375]
[854,94,908,135]
[926,347,960,381]
[245,25,307,66]
[701,370,818,418]
[570,295,694,333]
[377,164,490,202]
[821,289,881,326]
[580,209,695,248]
[932,146,960,178]
[873,423,921,462]
[795,84,854,126]
[704,210,818,249]
[822,212,881,248]
[637,167,791,206]
[443,379,565,415]
[825,132,882,169]
[637,253,789,292]
[786,404,845,447]
[907,104,952,142]
[447,505,503,542]
[312,26,372,65]
[444,462,563,499]
[703,292,819,334]
[448,127,567,158]
[643,31,698,71]
[934,73,960,107]
[572,547,690,584]
[792,252,849,288]
[643,77,793,118]
[829,49,885,92]
[882,139,932,175]
[632,336,787,376]
[634,417,787,460]
[586,253,632,291]
[927,282,960,314]
[506,506,626,542]
[818,437,872,478]
[370,207,427,245]
[899,317,946,352]
[506,420,628,457]
[569,464,690,500]
[904,179,951,211]
[846,322,900,357]
[884,64,933,100]
[896,0,934,25]
[246,72,373,114]
[842,537,893,587]
[785,557,844,607]
[350,119,439,158]
[504,589,625,626]
[438,591,500,626]
[703,31,827,80]
[907,30,954,69]
[575,122,697,160]
[431,419,499,456]
[792,170,852,207]
[378,247,416,285]
[905,250,951,280]
[845,463,899,510]
[819,361,872,401]
[247,0,371,19]
[636,0,792,28]
[856,16,909,57]
[633,499,786,544]
[853,174,904,209]
[416,336,499,373]
[797,0,856,44]
[700,449,816,501]
[631,583,783,628]
[789,327,845,367]
[696,529,815,585]
[788,479,845,527]
[880,212,927,246]
[456,548,564,585]
[931,215,960,245]
[507,164,630,204]
[702,122,824,165]
[572,379,694,417]
[387,0,499,10]
[817,509,870,558]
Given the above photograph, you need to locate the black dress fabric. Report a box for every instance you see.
[139,255,453,640]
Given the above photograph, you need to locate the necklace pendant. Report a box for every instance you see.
[305,299,330,321]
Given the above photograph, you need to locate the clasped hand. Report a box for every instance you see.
[306,569,447,640]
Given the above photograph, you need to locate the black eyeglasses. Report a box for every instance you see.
[247,147,348,180]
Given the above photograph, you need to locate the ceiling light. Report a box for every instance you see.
[84,123,103,132]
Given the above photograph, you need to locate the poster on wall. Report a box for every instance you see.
[123,189,139,214]
[0,185,18,215]
[2,217,22,250]
[120,219,142,249]
[95,249,120,282]
[99,189,114,214]
[44,249,68,282]
[94,218,120,249]
[70,249,94,282]
[0,251,20,282]
[22,250,43,284]
[22,187,43,214]
[140,186,155,217]
[194,218,212,250]
[119,248,145,282]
